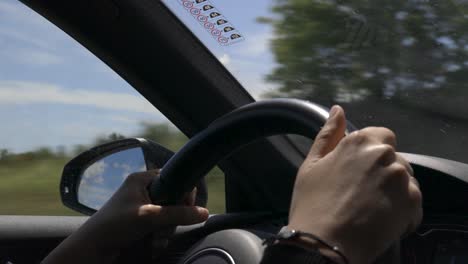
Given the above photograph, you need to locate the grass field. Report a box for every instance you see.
[0,158,225,215]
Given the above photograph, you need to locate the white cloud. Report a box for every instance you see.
[0,1,20,15]
[11,49,63,65]
[0,1,78,52]
[0,81,160,114]
[0,1,52,28]
[77,183,114,210]
[83,160,108,181]
[0,27,49,49]
[218,54,231,66]
[113,162,132,172]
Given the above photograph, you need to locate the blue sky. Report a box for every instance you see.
[0,0,276,153]
[78,147,146,209]
[163,0,278,97]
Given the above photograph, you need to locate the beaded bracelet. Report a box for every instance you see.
[263,227,349,264]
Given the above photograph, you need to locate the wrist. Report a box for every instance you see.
[278,238,345,264]
[287,222,376,264]
[284,224,354,264]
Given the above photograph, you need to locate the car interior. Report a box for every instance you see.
[1,0,468,263]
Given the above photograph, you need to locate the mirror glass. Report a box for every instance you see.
[77,147,146,210]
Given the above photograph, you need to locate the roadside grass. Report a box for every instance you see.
[0,158,225,216]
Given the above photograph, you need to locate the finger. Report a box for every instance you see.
[372,144,397,166]
[396,154,414,176]
[385,160,410,187]
[409,176,419,188]
[139,204,209,226]
[182,188,197,206]
[407,182,423,233]
[307,105,347,161]
[361,127,397,148]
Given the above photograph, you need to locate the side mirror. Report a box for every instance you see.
[60,138,207,215]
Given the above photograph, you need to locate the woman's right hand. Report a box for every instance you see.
[288,105,422,264]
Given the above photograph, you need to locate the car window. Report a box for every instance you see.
[164,0,468,163]
[0,0,224,215]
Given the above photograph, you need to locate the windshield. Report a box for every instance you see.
[163,0,468,163]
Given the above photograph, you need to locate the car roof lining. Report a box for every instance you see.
[18,0,306,212]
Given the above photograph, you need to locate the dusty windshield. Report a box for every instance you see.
[164,0,468,163]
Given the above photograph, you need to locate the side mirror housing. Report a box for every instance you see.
[60,138,207,215]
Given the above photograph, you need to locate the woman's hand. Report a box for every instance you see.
[43,169,209,264]
[288,106,422,264]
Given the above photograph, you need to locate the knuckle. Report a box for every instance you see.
[388,163,409,178]
[377,127,397,145]
[360,126,385,136]
[381,145,396,160]
[360,126,377,134]
[379,144,395,155]
[124,172,140,184]
[381,127,396,140]
[344,130,367,145]
[317,126,337,141]
[362,126,396,145]
[409,180,423,205]
[369,144,396,162]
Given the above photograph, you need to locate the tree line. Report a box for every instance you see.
[0,122,187,162]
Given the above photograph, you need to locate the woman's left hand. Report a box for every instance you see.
[43,169,209,264]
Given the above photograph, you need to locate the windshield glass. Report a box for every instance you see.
[163,0,468,163]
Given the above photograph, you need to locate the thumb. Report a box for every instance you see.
[307,105,347,161]
[140,205,209,226]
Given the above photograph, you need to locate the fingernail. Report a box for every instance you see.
[329,105,339,118]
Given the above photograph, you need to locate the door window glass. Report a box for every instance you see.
[0,0,224,215]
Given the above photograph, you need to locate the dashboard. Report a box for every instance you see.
[403,216,468,264]
[400,153,468,264]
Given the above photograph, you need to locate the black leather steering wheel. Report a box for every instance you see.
[148,98,402,264]
[149,98,356,205]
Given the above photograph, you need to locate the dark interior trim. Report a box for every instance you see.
[0,216,88,240]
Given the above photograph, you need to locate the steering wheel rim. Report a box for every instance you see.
[149,98,356,205]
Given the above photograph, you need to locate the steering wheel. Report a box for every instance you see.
[148,99,398,264]
[149,99,356,205]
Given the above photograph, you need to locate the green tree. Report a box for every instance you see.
[34,147,56,159]
[136,123,188,151]
[260,0,468,114]
[93,132,127,146]
[0,149,9,161]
